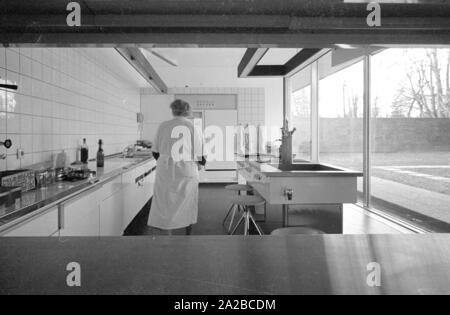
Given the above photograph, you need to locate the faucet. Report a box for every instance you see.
[279,120,296,166]
[1,139,12,149]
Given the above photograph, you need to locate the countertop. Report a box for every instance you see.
[0,155,155,230]
[239,160,363,177]
[1,234,450,295]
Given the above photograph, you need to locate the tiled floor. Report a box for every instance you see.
[125,184,413,236]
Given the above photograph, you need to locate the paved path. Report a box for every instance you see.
[371,177,450,223]
[375,165,450,183]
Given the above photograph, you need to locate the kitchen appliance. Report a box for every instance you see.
[0,170,36,192]
[62,169,95,182]
[137,140,152,149]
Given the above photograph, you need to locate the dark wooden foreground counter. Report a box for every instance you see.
[1,235,450,295]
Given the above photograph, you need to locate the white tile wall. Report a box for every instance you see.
[141,87,266,126]
[0,48,141,171]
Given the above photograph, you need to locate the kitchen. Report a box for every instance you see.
[1,0,450,297]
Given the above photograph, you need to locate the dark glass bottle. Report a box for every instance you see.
[96,139,104,168]
[80,138,89,164]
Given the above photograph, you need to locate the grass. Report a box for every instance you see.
[319,151,450,195]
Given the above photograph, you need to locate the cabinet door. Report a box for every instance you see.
[59,189,100,237]
[100,192,124,236]
[204,110,238,170]
[122,185,138,230]
[1,207,59,237]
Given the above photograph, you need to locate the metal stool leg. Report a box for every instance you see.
[249,213,264,236]
[228,205,239,234]
[231,211,246,235]
[222,204,234,226]
[244,208,250,236]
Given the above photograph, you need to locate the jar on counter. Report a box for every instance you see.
[35,170,48,189]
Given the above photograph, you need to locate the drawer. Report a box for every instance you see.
[98,175,123,201]
[2,207,59,237]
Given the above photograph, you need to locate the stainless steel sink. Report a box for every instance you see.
[271,164,343,172]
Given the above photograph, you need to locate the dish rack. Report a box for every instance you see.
[0,170,36,192]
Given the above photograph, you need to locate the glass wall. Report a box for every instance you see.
[370,48,450,229]
[318,52,364,197]
[287,47,450,231]
[289,65,312,162]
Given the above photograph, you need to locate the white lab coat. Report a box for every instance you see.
[148,117,203,230]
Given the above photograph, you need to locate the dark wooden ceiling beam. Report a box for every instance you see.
[2,15,450,29]
[1,0,450,45]
[3,0,450,16]
[115,47,168,93]
[247,66,286,77]
[284,48,324,76]
[4,31,449,47]
[238,48,269,78]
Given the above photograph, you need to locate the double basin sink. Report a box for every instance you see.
[266,163,363,177]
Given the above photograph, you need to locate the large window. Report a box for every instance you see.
[287,47,450,232]
[290,65,312,162]
[318,52,364,196]
[370,48,450,229]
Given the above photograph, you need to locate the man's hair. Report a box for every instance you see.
[170,99,191,117]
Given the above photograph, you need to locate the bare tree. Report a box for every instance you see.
[393,49,450,118]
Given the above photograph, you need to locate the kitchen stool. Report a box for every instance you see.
[222,184,253,233]
[230,195,266,236]
[270,227,325,236]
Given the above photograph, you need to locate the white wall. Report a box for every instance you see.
[141,48,284,134]
[0,48,141,171]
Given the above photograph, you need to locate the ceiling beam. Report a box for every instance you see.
[239,49,326,78]
[284,48,326,77]
[238,48,269,78]
[4,32,450,47]
[115,48,168,93]
[1,0,449,45]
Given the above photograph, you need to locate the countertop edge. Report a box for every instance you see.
[0,156,155,233]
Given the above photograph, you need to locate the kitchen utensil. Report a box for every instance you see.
[35,170,48,189]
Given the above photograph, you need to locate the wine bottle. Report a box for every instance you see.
[96,139,104,168]
[80,138,89,164]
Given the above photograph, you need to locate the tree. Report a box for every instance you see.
[393,49,450,118]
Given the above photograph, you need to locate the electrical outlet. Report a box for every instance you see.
[16,148,25,160]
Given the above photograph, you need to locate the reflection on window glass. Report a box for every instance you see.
[318,52,364,196]
[371,48,450,228]
[290,65,311,162]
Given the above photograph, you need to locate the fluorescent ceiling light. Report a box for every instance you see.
[336,44,358,49]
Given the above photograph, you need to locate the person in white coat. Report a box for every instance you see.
[148,99,205,235]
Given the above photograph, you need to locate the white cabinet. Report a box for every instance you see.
[123,160,156,229]
[99,176,125,236]
[1,207,59,237]
[100,193,124,236]
[1,159,156,238]
[59,189,100,237]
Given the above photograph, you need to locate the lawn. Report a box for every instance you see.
[320,151,450,195]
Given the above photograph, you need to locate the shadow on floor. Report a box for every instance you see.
[124,184,408,236]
